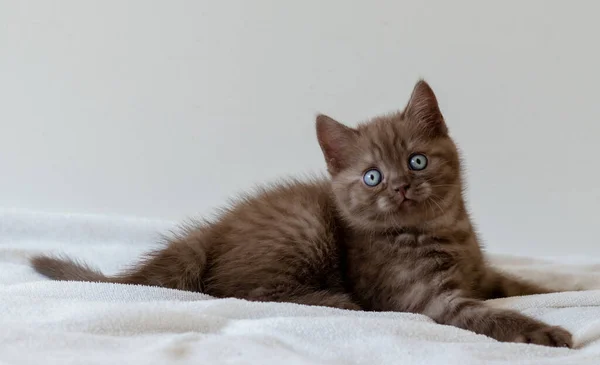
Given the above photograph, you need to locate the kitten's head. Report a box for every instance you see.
[317,80,463,231]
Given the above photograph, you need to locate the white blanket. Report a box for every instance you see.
[1,210,600,364]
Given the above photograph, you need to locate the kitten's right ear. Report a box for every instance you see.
[404,80,448,136]
[316,114,358,174]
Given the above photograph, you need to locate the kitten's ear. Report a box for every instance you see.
[316,114,358,174]
[404,80,448,136]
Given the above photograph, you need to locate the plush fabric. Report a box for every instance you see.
[1,210,599,364]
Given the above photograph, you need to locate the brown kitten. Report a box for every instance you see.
[31,80,572,348]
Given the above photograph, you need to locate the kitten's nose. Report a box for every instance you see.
[392,183,410,195]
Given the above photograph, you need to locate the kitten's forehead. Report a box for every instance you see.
[356,113,419,159]
[352,112,456,171]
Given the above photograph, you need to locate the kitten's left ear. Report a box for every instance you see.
[404,80,448,136]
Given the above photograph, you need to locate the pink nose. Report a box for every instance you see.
[393,184,409,195]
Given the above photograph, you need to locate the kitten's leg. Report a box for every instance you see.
[288,291,361,310]
[479,269,553,299]
[247,288,361,310]
[422,290,572,347]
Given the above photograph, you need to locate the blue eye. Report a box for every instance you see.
[409,154,428,171]
[363,169,382,187]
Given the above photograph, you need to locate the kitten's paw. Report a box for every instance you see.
[514,325,572,348]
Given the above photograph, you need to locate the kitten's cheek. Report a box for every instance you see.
[408,192,428,203]
[348,190,360,209]
[377,197,392,212]
[419,193,432,203]
[413,184,433,202]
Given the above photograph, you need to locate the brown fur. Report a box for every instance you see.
[31,80,572,347]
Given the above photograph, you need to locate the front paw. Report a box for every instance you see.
[514,325,572,348]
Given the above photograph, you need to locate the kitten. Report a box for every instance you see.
[31,80,572,347]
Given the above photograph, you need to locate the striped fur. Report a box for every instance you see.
[31,81,571,347]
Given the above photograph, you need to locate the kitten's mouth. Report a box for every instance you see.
[401,199,416,207]
[395,195,415,207]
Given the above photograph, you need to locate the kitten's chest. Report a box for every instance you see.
[346,232,464,294]
[348,232,438,271]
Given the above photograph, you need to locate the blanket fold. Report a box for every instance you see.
[1,210,599,364]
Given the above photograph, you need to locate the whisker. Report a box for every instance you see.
[429,196,445,215]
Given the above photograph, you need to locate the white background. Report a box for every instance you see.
[1,1,599,256]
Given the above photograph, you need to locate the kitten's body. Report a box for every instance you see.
[32,81,572,347]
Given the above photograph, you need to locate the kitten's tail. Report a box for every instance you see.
[30,234,209,291]
[31,255,109,282]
